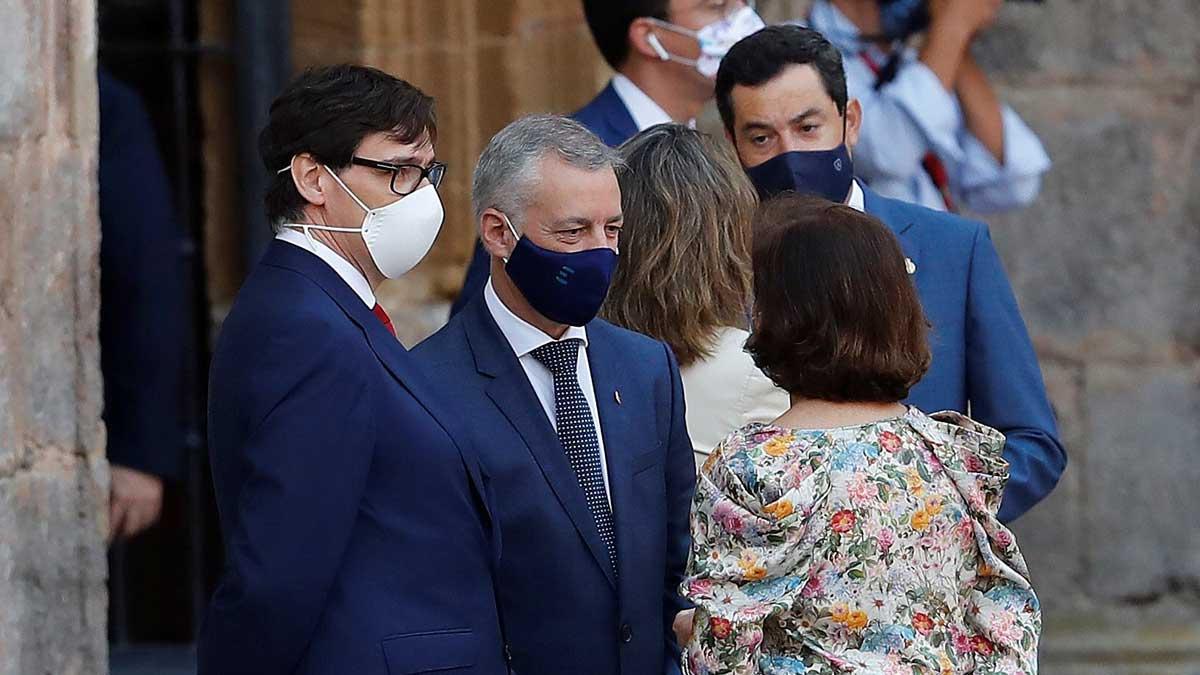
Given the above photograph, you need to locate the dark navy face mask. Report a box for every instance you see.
[501,215,618,327]
[744,143,855,204]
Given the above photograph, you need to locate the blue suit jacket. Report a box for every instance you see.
[199,241,509,675]
[864,186,1067,521]
[413,293,696,675]
[450,82,637,317]
[98,69,188,480]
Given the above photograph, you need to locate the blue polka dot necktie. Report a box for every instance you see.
[531,339,618,577]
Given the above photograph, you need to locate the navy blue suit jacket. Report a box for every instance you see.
[450,82,636,317]
[199,241,508,675]
[864,186,1067,521]
[98,69,187,479]
[413,293,696,675]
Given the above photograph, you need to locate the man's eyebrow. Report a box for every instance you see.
[739,120,773,134]
[379,153,422,165]
[551,216,594,227]
[789,107,823,125]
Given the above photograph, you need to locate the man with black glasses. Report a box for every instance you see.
[198,64,508,675]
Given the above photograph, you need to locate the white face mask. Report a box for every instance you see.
[647,5,765,78]
[280,163,445,279]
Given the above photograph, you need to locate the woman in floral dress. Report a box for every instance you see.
[680,195,1040,674]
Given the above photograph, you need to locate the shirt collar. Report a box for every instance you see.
[484,278,588,359]
[610,74,694,131]
[275,228,376,308]
[847,180,866,212]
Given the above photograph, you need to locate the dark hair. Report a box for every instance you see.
[582,0,669,71]
[259,64,437,225]
[603,124,756,367]
[715,24,847,135]
[745,194,931,403]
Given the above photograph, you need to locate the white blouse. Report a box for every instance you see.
[679,327,790,469]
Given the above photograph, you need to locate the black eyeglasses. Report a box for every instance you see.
[351,157,447,196]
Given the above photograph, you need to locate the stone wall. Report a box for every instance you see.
[976,2,1200,672]
[0,1,108,674]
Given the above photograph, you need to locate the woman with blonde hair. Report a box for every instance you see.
[605,124,788,467]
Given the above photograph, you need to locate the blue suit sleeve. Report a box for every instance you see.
[661,344,696,674]
[98,70,188,479]
[963,224,1067,522]
[198,332,376,675]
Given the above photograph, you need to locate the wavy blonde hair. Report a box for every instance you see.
[602,124,756,367]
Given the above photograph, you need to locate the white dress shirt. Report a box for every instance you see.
[611,73,695,131]
[276,228,376,308]
[847,179,866,212]
[484,279,612,504]
[806,1,1051,214]
[681,326,790,467]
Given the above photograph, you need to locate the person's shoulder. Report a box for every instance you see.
[589,318,667,356]
[869,191,985,247]
[225,260,365,347]
[571,81,617,122]
[411,310,469,361]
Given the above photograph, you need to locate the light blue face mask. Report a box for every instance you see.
[646,5,766,78]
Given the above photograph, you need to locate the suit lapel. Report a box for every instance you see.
[463,298,618,588]
[863,186,923,289]
[262,241,493,525]
[584,327,640,577]
[597,82,639,146]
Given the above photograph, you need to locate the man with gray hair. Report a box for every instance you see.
[415,114,696,675]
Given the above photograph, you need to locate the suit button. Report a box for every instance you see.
[620,623,633,643]
[504,644,513,662]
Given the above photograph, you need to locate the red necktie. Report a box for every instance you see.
[372,303,397,337]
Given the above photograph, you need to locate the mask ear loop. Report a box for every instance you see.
[499,213,520,264]
[275,158,370,251]
[276,158,320,252]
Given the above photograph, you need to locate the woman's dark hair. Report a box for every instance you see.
[745,194,931,403]
[715,24,847,135]
[259,64,437,225]
[582,0,669,71]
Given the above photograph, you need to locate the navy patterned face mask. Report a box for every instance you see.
[501,214,618,327]
[744,144,855,204]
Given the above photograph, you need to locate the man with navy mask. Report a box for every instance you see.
[450,0,765,316]
[415,115,695,675]
[199,65,507,675]
[715,25,1065,522]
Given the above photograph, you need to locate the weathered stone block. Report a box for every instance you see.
[0,0,42,142]
[978,0,1200,82]
[1079,363,1200,601]
[985,87,1200,359]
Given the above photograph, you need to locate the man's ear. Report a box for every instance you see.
[480,209,517,260]
[290,153,328,208]
[628,17,668,62]
[844,98,863,150]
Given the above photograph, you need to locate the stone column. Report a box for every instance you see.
[0,1,108,674]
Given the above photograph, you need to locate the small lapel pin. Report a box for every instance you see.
[905,257,917,275]
[614,390,622,405]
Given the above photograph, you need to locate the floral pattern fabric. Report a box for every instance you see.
[681,408,1040,674]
